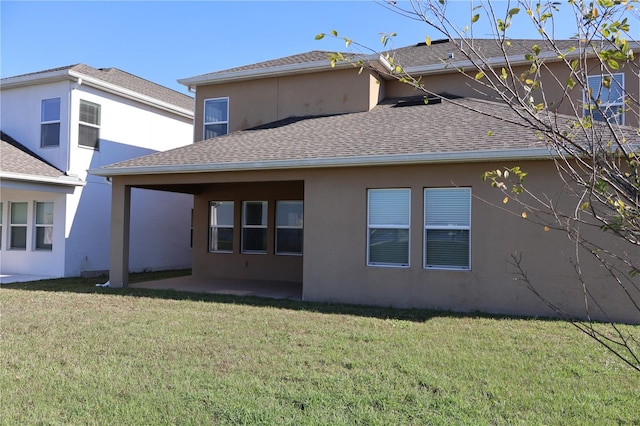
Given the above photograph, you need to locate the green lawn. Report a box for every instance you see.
[1,271,638,425]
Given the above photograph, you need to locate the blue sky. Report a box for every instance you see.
[1,1,596,94]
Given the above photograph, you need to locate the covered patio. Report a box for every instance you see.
[130,275,302,300]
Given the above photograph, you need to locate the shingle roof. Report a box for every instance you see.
[93,97,560,175]
[191,51,345,79]
[1,132,68,179]
[389,39,579,69]
[4,64,194,112]
[179,39,579,86]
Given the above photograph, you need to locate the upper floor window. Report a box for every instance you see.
[275,201,303,255]
[41,98,61,147]
[424,188,471,270]
[367,188,410,267]
[585,74,625,125]
[204,98,228,139]
[209,201,234,253]
[79,100,101,149]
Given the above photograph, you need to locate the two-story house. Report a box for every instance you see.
[1,65,194,280]
[91,40,639,323]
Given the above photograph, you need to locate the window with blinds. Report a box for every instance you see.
[585,74,625,124]
[209,201,234,252]
[204,98,229,139]
[367,188,410,267]
[79,100,101,149]
[424,188,471,270]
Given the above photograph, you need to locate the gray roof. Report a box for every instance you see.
[182,39,579,84]
[92,97,557,175]
[4,64,194,112]
[389,38,579,68]
[0,133,83,186]
[191,51,344,79]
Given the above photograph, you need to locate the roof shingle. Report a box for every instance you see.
[95,97,557,173]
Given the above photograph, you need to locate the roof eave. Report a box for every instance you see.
[0,69,76,89]
[0,172,86,187]
[178,59,357,88]
[68,71,194,119]
[1,68,193,119]
[89,148,554,177]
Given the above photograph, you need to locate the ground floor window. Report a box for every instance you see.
[9,202,28,250]
[209,201,234,252]
[367,188,410,267]
[34,202,54,250]
[242,201,267,253]
[424,188,471,270]
[276,201,303,255]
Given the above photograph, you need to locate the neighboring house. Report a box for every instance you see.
[91,40,639,323]
[1,64,194,278]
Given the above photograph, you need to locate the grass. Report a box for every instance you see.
[1,271,639,425]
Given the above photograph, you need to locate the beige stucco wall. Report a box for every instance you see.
[192,180,303,282]
[113,160,639,323]
[194,68,381,141]
[385,58,639,128]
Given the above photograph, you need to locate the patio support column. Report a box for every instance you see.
[109,180,131,288]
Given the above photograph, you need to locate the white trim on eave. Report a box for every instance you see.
[89,147,555,177]
[0,171,86,187]
[1,69,193,119]
[68,71,194,119]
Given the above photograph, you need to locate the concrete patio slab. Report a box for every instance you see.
[130,275,302,300]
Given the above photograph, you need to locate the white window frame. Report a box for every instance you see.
[241,201,268,254]
[9,202,28,251]
[367,188,411,268]
[209,201,234,253]
[275,200,303,256]
[40,98,61,148]
[79,99,101,150]
[34,201,54,251]
[203,97,229,139]
[424,187,471,271]
[584,73,625,125]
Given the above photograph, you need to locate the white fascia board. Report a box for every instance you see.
[0,172,86,187]
[89,147,554,177]
[69,71,194,119]
[0,69,76,89]
[1,69,192,119]
[178,60,355,88]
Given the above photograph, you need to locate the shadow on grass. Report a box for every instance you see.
[1,269,553,324]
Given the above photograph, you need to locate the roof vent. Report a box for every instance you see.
[447,52,454,59]
[393,96,442,108]
[416,39,449,47]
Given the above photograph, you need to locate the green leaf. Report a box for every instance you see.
[607,59,619,69]
[475,71,485,80]
[508,7,520,16]
[331,30,338,37]
[471,13,480,23]
[315,33,325,40]
[425,36,431,46]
